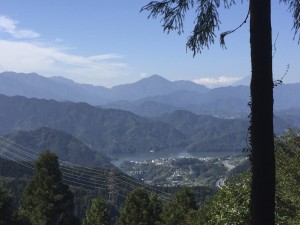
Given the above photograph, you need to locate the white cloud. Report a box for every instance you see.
[0,16,133,87]
[0,16,40,39]
[193,76,243,87]
[0,39,131,87]
[140,72,148,78]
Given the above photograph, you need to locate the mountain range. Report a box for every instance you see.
[1,71,299,118]
[0,72,207,105]
[0,94,188,154]
[0,94,297,156]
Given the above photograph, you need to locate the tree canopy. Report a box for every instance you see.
[0,180,13,225]
[17,150,78,225]
[141,0,300,51]
[119,188,162,225]
[184,130,300,224]
[159,187,197,225]
[82,196,112,225]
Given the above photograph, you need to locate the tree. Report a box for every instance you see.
[119,188,161,225]
[184,130,300,224]
[159,188,197,225]
[275,130,300,224]
[0,180,13,225]
[82,196,112,225]
[141,1,300,224]
[17,150,79,225]
[200,173,251,225]
[149,193,163,225]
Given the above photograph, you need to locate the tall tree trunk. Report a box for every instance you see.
[249,0,275,224]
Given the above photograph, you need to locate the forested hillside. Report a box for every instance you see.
[159,110,249,152]
[1,94,297,156]
[0,94,188,154]
[2,127,112,167]
[1,131,300,224]
[0,152,214,223]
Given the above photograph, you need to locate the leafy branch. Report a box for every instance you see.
[141,0,239,56]
[280,0,300,43]
[220,6,250,48]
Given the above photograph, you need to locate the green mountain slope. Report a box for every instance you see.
[0,95,189,154]
[159,110,249,152]
[2,127,112,167]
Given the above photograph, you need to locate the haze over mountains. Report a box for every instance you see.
[0,72,207,105]
[1,72,300,118]
[0,94,298,156]
[0,94,188,154]
[0,71,300,160]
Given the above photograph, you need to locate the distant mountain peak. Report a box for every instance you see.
[146,74,168,80]
[139,74,170,84]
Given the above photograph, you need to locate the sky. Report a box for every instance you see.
[0,0,299,88]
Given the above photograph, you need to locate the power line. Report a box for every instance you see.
[0,136,173,200]
[0,135,173,197]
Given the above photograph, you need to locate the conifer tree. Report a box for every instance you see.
[160,188,197,225]
[120,188,161,225]
[0,180,13,225]
[82,196,112,225]
[17,150,78,225]
[149,193,162,225]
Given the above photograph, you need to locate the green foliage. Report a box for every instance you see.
[186,130,300,224]
[149,193,163,225]
[159,188,197,225]
[160,110,249,153]
[0,157,33,178]
[0,95,188,154]
[2,156,200,222]
[17,151,79,225]
[280,0,300,43]
[4,127,112,167]
[200,174,251,225]
[141,0,223,56]
[0,180,13,225]
[275,130,300,224]
[82,196,112,225]
[119,188,162,225]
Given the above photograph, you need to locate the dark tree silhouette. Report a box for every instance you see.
[0,180,13,225]
[160,188,197,225]
[119,188,161,225]
[17,151,79,225]
[141,1,300,224]
[82,197,112,225]
[249,1,274,224]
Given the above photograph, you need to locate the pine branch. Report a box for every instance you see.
[220,6,249,48]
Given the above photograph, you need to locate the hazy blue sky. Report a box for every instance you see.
[0,0,299,87]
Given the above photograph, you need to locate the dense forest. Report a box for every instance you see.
[0,94,298,156]
[1,130,300,224]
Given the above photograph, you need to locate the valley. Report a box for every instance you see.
[119,154,249,187]
[0,72,299,224]
[0,72,299,175]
